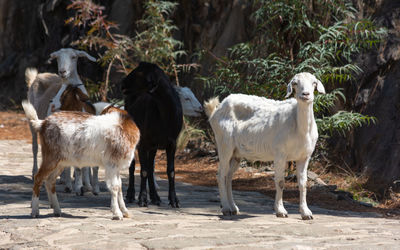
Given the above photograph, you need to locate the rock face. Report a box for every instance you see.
[0,0,399,188]
[347,1,400,190]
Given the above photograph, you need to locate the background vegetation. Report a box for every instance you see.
[66,0,390,204]
[199,0,384,137]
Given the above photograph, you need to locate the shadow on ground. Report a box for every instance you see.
[0,173,388,221]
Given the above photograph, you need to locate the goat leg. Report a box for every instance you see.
[166,144,180,208]
[91,166,100,195]
[126,158,136,203]
[137,150,149,207]
[147,151,161,206]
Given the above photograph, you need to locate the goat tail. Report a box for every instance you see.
[204,97,220,118]
[21,100,43,131]
[25,68,38,88]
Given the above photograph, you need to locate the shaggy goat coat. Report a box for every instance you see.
[22,100,139,220]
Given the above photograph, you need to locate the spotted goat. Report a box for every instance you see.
[22,100,140,220]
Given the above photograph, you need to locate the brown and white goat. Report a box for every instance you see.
[56,84,100,195]
[22,100,140,220]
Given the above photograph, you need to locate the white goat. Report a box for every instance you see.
[26,48,97,183]
[46,48,95,115]
[204,72,325,220]
[25,68,63,179]
[46,48,98,195]
[22,100,139,220]
[174,86,203,117]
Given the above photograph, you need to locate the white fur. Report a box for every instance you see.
[46,48,98,195]
[174,86,203,117]
[26,48,96,184]
[205,72,325,220]
[93,102,113,115]
[25,68,62,179]
[47,48,93,114]
[22,100,138,220]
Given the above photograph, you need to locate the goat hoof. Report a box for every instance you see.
[221,209,233,216]
[301,215,313,220]
[138,199,148,207]
[169,200,180,208]
[231,210,239,215]
[80,187,85,196]
[54,213,61,217]
[123,212,130,218]
[126,197,135,203]
[151,199,161,206]
[83,185,92,192]
[93,188,100,195]
[222,211,232,216]
[276,213,288,218]
[125,192,135,203]
[31,213,39,218]
[112,216,123,220]
[64,187,72,193]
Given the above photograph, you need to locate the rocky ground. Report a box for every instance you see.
[0,112,400,249]
[1,140,400,249]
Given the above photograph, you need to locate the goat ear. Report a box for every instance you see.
[285,79,294,98]
[316,80,326,94]
[47,52,58,64]
[76,50,97,62]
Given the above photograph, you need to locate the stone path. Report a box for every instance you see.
[0,140,399,249]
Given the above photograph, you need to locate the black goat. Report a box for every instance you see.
[121,62,183,207]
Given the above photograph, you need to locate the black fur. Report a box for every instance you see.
[121,62,183,207]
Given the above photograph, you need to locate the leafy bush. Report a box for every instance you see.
[66,0,194,100]
[200,0,386,137]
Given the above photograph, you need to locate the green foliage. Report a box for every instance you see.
[130,0,200,84]
[67,0,131,100]
[67,0,196,101]
[314,88,345,114]
[316,111,377,137]
[67,0,202,150]
[200,0,386,137]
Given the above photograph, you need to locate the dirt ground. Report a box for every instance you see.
[2,138,399,249]
[1,110,399,219]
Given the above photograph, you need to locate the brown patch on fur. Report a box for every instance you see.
[100,105,122,115]
[33,136,62,197]
[52,111,92,120]
[32,111,94,197]
[120,112,140,150]
[101,107,140,160]
[60,85,96,114]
